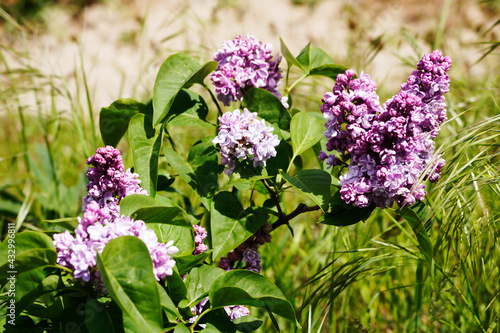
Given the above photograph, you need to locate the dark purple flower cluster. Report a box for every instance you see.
[83,146,147,216]
[319,50,451,208]
[211,34,284,106]
[53,147,178,289]
[218,222,272,273]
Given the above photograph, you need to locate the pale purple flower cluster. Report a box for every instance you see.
[225,305,251,320]
[213,108,280,176]
[53,147,178,289]
[189,298,249,325]
[192,224,208,255]
[211,34,283,106]
[83,146,147,216]
[319,50,451,208]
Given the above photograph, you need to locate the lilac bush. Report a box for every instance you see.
[211,34,284,106]
[15,34,455,332]
[319,50,451,209]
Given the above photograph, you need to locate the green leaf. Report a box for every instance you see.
[210,192,268,260]
[96,236,163,333]
[241,88,291,131]
[281,169,331,211]
[120,194,160,214]
[152,53,217,126]
[200,311,263,333]
[157,284,181,323]
[309,64,349,80]
[147,223,195,257]
[85,299,125,333]
[209,270,296,324]
[168,89,214,128]
[175,251,212,276]
[99,98,144,147]
[308,47,335,68]
[321,191,376,226]
[165,268,188,304]
[295,45,345,80]
[290,111,325,159]
[279,38,305,71]
[233,315,263,332]
[43,217,79,230]
[296,43,311,72]
[185,265,225,306]
[174,323,191,333]
[0,231,56,284]
[400,201,433,264]
[4,268,62,316]
[119,195,193,228]
[129,113,163,197]
[297,45,336,75]
[164,140,218,209]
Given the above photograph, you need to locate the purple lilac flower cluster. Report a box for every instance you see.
[192,224,208,255]
[213,108,280,176]
[319,51,451,209]
[211,34,284,106]
[83,146,147,216]
[219,222,272,273]
[53,146,178,289]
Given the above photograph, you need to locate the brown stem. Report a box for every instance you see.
[271,203,321,231]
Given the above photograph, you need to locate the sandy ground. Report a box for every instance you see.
[1,0,499,112]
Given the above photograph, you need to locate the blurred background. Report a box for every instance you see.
[1,0,499,332]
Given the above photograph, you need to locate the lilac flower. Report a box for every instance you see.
[225,305,251,320]
[53,231,75,267]
[213,108,280,176]
[193,224,208,255]
[242,248,261,273]
[211,34,283,106]
[83,146,147,215]
[53,146,178,289]
[319,51,451,208]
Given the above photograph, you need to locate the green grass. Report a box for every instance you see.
[1,1,500,332]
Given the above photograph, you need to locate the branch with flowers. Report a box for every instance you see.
[3,34,451,332]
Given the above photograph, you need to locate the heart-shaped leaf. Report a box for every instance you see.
[152,53,217,126]
[168,89,214,128]
[147,223,194,257]
[99,98,144,147]
[290,111,325,160]
[210,192,268,260]
[281,169,331,211]
[185,265,225,306]
[96,236,163,333]
[241,88,291,131]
